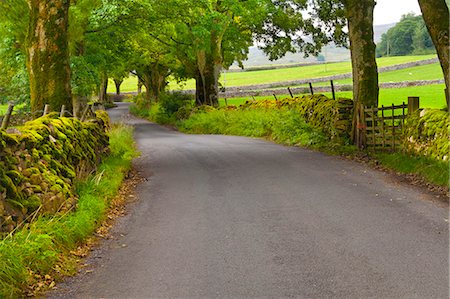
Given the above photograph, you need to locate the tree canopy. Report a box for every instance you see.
[0,0,447,117]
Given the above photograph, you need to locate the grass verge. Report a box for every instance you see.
[178,108,345,150]
[374,152,449,187]
[0,123,138,298]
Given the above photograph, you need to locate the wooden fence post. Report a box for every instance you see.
[330,80,336,100]
[80,104,91,122]
[60,105,66,117]
[407,96,420,113]
[445,88,449,108]
[288,87,294,98]
[43,104,50,116]
[1,103,14,130]
[309,82,314,95]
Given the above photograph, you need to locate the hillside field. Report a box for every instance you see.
[108,54,438,93]
[220,84,447,109]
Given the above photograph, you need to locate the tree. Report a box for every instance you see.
[376,14,434,57]
[26,0,72,115]
[148,0,269,106]
[258,0,378,110]
[417,0,449,105]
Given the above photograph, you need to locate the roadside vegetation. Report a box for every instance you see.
[0,124,138,297]
[130,92,448,189]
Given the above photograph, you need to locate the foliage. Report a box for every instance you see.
[70,56,100,98]
[0,124,137,297]
[376,13,435,57]
[238,95,354,141]
[0,0,30,106]
[130,92,194,124]
[159,92,194,116]
[0,112,109,233]
[403,109,449,161]
[178,108,328,148]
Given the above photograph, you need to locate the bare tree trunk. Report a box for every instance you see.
[137,79,143,94]
[418,0,449,107]
[345,0,379,107]
[98,74,109,104]
[150,64,169,103]
[141,71,152,103]
[344,0,379,146]
[113,78,123,95]
[27,0,72,116]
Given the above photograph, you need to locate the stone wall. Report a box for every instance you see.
[0,111,110,233]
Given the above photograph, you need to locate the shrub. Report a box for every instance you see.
[159,92,194,116]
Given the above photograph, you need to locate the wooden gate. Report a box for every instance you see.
[363,103,407,150]
[359,97,420,150]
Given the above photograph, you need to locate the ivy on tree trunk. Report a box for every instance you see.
[26,0,72,116]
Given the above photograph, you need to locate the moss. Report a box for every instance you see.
[404,109,449,160]
[0,111,110,232]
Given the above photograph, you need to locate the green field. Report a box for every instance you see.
[220,84,447,109]
[108,54,438,93]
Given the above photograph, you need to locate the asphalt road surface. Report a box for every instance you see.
[50,102,448,298]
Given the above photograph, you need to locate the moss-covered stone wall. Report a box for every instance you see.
[403,109,449,161]
[239,95,354,141]
[0,111,109,232]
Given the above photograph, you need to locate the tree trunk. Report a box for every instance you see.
[113,78,123,95]
[98,74,109,104]
[195,30,223,107]
[137,79,143,94]
[141,71,152,103]
[195,73,205,106]
[417,0,449,107]
[345,0,379,107]
[201,62,221,106]
[72,95,87,119]
[150,64,168,103]
[344,0,379,146]
[26,0,72,116]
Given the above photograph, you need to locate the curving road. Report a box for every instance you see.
[50,102,448,298]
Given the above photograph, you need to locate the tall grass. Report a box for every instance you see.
[0,124,138,298]
[179,109,328,148]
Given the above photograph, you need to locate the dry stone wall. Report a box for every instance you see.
[0,111,110,233]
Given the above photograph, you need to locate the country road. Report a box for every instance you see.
[50,102,448,298]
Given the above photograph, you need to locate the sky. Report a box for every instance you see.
[373,0,422,25]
